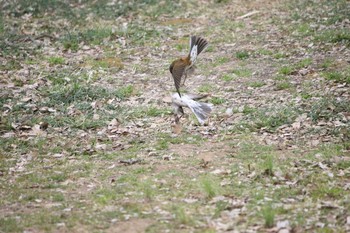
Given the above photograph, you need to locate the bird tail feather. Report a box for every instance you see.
[189,36,209,63]
[187,101,213,125]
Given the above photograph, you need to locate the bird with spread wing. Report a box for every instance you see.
[169,36,208,97]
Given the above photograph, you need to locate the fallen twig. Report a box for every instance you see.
[236,10,260,19]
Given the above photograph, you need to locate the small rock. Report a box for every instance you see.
[56,223,65,227]
[148,151,158,157]
[52,153,64,158]
[225,107,233,116]
[277,220,290,228]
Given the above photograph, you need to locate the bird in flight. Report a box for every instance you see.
[169,36,208,97]
[171,93,212,125]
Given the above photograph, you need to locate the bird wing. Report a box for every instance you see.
[185,93,210,100]
[171,62,186,97]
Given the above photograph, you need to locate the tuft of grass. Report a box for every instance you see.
[320,59,333,69]
[198,84,214,93]
[213,201,229,218]
[301,92,312,99]
[261,205,275,228]
[231,68,252,77]
[279,58,312,75]
[49,172,67,182]
[249,81,265,88]
[262,155,274,176]
[273,52,287,59]
[323,70,350,84]
[279,66,293,75]
[213,57,230,66]
[48,56,65,65]
[205,46,214,52]
[127,106,170,120]
[200,175,221,199]
[94,188,117,205]
[221,74,235,82]
[295,23,314,37]
[210,97,226,105]
[173,206,194,225]
[175,43,185,51]
[275,81,292,90]
[141,180,155,200]
[241,105,256,114]
[155,140,169,150]
[52,193,65,202]
[235,51,249,60]
[296,58,312,69]
[256,48,273,56]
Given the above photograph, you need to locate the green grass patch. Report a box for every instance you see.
[311,183,345,200]
[320,58,334,69]
[94,188,118,205]
[221,74,235,82]
[155,132,204,151]
[198,84,214,93]
[213,57,230,66]
[62,27,114,51]
[210,97,226,105]
[0,218,23,232]
[273,52,287,59]
[248,81,265,88]
[279,58,312,75]
[315,29,350,44]
[323,70,350,84]
[275,81,292,90]
[126,106,170,120]
[256,48,273,56]
[235,51,249,60]
[308,97,350,122]
[43,83,134,106]
[173,206,194,226]
[48,56,65,65]
[261,155,274,176]
[200,175,221,199]
[234,105,299,132]
[261,204,275,228]
[231,68,252,77]
[279,66,293,75]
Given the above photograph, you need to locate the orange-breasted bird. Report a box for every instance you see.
[169,36,209,97]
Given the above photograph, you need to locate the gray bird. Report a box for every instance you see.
[171,93,213,125]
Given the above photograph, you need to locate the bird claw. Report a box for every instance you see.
[174,113,184,124]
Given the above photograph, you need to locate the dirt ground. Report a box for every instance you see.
[1,0,349,232]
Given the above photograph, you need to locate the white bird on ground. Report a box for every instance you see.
[171,93,213,125]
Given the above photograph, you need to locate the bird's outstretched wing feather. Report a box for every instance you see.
[171,62,186,97]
